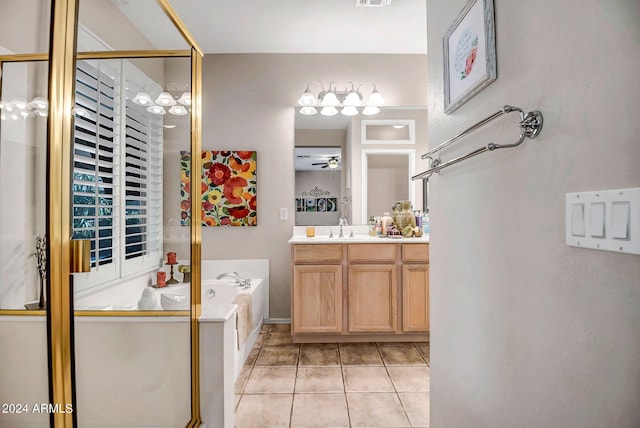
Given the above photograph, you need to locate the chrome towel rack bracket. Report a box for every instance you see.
[412,105,543,180]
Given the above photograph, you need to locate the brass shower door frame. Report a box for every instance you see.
[0,1,204,427]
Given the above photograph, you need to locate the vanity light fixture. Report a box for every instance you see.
[131,81,191,116]
[0,96,49,120]
[297,81,385,116]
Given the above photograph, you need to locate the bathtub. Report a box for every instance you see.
[201,278,264,377]
[198,278,266,428]
[202,279,264,333]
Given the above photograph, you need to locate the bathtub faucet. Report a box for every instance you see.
[216,272,251,288]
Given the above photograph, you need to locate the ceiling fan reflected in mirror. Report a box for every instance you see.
[312,157,340,169]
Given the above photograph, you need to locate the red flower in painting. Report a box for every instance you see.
[465,47,477,77]
[223,177,248,204]
[236,151,254,160]
[203,201,214,211]
[229,207,250,219]
[220,217,232,226]
[229,156,251,173]
[207,163,231,186]
[181,200,190,211]
[249,195,257,211]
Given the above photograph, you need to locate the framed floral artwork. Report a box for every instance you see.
[180,150,257,226]
[443,0,496,114]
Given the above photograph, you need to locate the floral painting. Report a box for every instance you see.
[180,150,257,226]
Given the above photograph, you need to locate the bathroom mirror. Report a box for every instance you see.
[295,146,343,226]
[295,107,428,226]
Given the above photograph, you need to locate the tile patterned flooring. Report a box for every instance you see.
[234,324,430,427]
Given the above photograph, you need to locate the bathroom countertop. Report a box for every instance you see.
[288,234,429,244]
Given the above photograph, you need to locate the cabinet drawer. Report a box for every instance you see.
[293,244,343,263]
[348,244,397,263]
[402,244,429,263]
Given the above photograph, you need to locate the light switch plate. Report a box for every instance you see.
[565,187,640,255]
[279,208,288,220]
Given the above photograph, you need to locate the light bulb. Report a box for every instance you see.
[367,89,385,106]
[320,91,340,107]
[299,106,317,116]
[29,97,48,110]
[147,105,166,115]
[73,107,89,118]
[362,106,380,115]
[155,92,176,106]
[343,91,362,107]
[168,105,188,116]
[177,92,191,106]
[12,99,28,110]
[297,89,317,106]
[132,92,153,106]
[320,106,338,116]
[340,106,359,116]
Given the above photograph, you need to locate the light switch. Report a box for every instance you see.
[589,202,605,238]
[566,188,639,255]
[611,201,630,240]
[279,207,288,220]
[571,203,585,237]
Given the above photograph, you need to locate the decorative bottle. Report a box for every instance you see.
[395,200,416,230]
[381,212,394,235]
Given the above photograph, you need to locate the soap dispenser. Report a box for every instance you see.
[422,211,430,234]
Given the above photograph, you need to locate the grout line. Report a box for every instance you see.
[337,343,354,428]
[377,343,414,427]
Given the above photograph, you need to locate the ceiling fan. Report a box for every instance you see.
[311,157,340,169]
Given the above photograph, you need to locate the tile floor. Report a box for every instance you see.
[234,324,430,427]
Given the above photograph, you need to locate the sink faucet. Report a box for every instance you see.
[338,217,348,238]
[216,272,251,288]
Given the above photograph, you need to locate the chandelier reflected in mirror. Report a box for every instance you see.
[132,81,191,116]
[297,81,385,117]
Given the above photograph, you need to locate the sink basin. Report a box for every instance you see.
[160,293,189,310]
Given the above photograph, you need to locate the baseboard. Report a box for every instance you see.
[264,318,291,324]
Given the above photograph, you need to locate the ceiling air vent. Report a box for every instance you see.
[356,0,392,7]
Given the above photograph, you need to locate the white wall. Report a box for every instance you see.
[195,53,428,317]
[426,1,640,427]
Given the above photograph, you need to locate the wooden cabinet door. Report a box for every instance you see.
[348,265,397,332]
[402,264,429,332]
[293,265,343,334]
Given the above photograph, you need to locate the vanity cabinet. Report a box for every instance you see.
[348,265,397,332]
[291,241,429,342]
[293,265,343,333]
[292,245,343,334]
[401,245,430,332]
[347,244,398,333]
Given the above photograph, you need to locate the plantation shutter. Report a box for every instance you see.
[122,78,163,266]
[72,60,118,278]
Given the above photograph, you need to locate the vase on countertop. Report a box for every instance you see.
[395,200,416,231]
